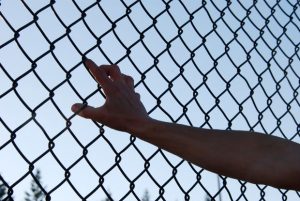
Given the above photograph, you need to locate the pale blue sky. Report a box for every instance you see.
[0,0,300,200]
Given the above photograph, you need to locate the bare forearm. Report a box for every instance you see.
[73,61,300,191]
[131,119,300,191]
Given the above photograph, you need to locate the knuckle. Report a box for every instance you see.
[135,92,140,99]
[123,75,134,85]
[126,75,134,82]
[128,75,134,82]
[111,64,120,71]
[80,110,89,119]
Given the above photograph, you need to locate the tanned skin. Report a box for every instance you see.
[71,59,300,191]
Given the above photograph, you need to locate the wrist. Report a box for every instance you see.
[127,117,157,137]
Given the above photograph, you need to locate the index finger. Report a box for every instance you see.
[84,59,112,90]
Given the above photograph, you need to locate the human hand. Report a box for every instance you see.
[71,59,150,133]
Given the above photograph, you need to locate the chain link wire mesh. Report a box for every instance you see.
[0,0,300,200]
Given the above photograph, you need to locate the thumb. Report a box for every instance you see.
[71,103,98,119]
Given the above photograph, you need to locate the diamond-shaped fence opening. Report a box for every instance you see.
[0,0,300,201]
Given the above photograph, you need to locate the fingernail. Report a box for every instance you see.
[71,104,81,112]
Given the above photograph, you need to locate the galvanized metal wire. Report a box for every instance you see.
[0,0,299,200]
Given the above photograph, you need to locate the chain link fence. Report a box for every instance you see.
[0,0,300,200]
